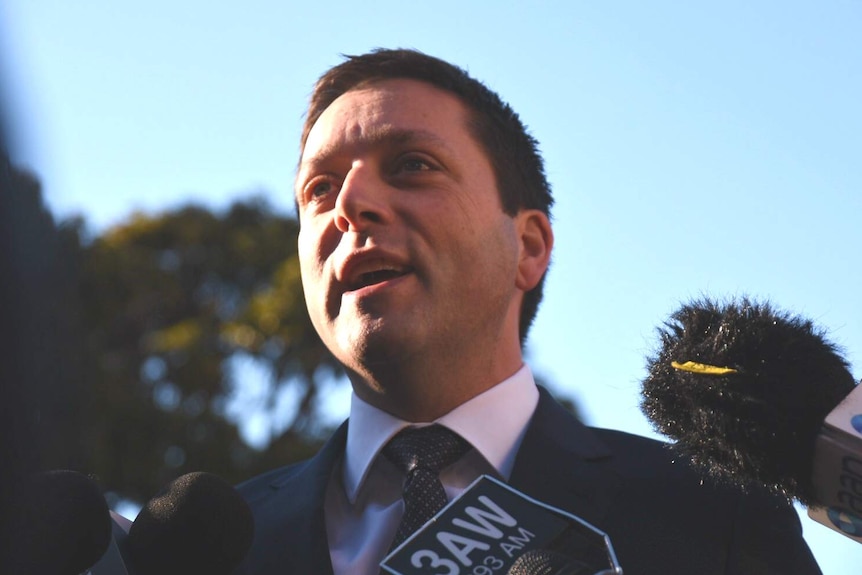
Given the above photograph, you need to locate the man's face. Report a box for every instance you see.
[295,79,525,384]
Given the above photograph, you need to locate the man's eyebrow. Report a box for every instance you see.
[299,127,455,173]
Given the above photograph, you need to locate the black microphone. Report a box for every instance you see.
[121,471,254,575]
[640,296,861,541]
[5,470,112,575]
[379,475,622,575]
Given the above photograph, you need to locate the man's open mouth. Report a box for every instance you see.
[354,269,409,289]
[343,259,414,291]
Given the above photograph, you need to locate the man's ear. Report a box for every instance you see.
[514,209,553,291]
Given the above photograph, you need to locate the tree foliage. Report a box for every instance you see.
[75,198,345,501]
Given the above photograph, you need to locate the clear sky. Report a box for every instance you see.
[3,1,861,572]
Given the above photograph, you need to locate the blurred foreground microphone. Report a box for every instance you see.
[6,470,112,575]
[379,475,622,575]
[115,472,254,575]
[640,297,861,541]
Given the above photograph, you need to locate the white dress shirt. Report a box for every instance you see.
[325,364,540,575]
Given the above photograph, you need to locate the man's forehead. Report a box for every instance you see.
[302,79,472,148]
[301,127,453,168]
[298,79,474,167]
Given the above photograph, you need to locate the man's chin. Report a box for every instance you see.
[335,324,421,371]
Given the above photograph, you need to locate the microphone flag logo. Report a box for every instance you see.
[380,475,622,575]
[826,507,862,537]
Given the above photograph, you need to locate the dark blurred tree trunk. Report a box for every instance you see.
[1,166,87,475]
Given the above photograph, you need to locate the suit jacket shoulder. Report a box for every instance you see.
[510,388,821,575]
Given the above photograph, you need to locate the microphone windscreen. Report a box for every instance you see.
[507,549,593,575]
[9,469,111,575]
[127,471,254,575]
[640,297,857,506]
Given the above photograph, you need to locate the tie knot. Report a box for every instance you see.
[382,424,471,475]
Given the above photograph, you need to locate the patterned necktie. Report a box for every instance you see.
[382,424,472,548]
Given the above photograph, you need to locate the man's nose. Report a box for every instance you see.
[334,163,391,233]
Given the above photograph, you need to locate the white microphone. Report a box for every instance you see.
[808,383,862,541]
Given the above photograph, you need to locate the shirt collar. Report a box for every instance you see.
[342,364,539,502]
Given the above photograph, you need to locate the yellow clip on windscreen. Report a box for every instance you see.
[671,361,738,375]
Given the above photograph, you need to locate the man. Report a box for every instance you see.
[236,49,821,575]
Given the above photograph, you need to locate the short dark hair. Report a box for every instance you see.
[301,48,554,343]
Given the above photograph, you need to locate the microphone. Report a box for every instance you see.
[5,470,112,575]
[121,471,254,575]
[639,297,861,541]
[5,470,253,574]
[379,475,622,575]
[507,550,594,575]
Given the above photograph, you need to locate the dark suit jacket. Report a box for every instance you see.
[235,388,821,575]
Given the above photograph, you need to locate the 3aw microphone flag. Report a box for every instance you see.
[380,475,622,575]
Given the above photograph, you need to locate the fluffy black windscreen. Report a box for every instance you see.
[127,472,254,575]
[640,297,857,506]
[9,470,111,574]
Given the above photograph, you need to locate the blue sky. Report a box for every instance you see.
[3,1,860,572]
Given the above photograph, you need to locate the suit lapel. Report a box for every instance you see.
[509,388,621,529]
[246,422,347,575]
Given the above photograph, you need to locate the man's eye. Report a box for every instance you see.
[305,177,337,199]
[397,156,434,173]
[402,159,428,171]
